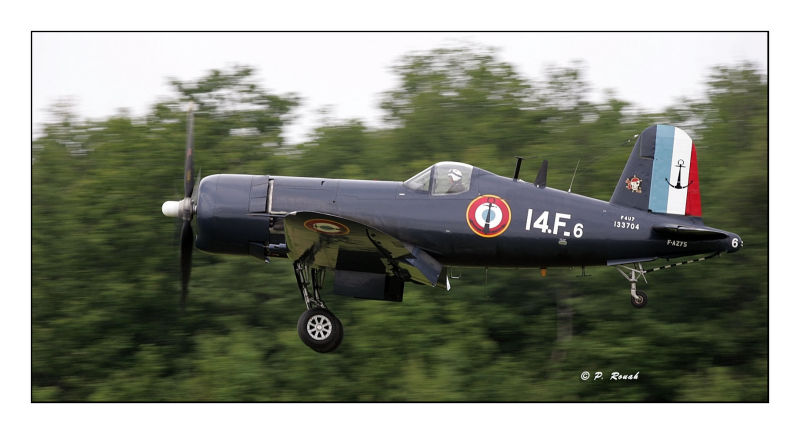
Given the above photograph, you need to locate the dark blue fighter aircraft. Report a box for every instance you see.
[162,107,742,352]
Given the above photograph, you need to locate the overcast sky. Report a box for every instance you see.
[32,32,766,144]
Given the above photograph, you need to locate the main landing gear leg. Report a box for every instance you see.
[616,263,648,308]
[294,261,343,353]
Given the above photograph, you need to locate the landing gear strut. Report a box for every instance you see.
[616,263,648,308]
[294,261,343,352]
[615,253,722,309]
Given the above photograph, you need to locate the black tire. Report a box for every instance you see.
[297,307,343,353]
[630,290,648,308]
[329,315,344,352]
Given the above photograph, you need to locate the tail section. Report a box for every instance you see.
[610,125,702,217]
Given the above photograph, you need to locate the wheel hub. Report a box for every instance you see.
[307,314,332,340]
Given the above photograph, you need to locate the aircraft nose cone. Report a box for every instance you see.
[162,200,180,218]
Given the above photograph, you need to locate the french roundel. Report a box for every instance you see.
[466,195,512,238]
[303,218,350,235]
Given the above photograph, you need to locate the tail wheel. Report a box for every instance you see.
[298,307,343,353]
[631,290,648,308]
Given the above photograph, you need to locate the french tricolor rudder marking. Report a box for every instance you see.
[685,143,702,216]
[647,125,702,217]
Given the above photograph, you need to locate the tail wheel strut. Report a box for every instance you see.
[616,263,648,308]
[615,253,721,308]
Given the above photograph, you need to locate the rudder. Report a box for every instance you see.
[610,125,702,217]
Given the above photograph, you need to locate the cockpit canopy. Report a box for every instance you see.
[403,161,474,195]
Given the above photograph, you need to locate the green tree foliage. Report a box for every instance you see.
[32,52,767,402]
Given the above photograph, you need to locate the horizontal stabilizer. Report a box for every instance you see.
[652,224,728,240]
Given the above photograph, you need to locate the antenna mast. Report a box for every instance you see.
[568,159,580,193]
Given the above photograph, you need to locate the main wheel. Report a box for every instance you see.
[297,307,343,353]
[630,290,648,308]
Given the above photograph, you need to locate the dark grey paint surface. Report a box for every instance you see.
[194,163,741,273]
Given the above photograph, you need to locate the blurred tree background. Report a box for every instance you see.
[32,46,767,402]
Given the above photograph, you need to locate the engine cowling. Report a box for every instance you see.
[195,174,272,259]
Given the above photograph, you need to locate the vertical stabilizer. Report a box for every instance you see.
[610,125,702,217]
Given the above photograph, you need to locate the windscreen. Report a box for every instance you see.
[403,166,433,192]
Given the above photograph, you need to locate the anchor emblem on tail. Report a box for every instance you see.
[666,159,694,190]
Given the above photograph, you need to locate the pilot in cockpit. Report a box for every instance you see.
[446,168,466,194]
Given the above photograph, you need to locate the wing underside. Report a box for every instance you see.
[283,212,447,291]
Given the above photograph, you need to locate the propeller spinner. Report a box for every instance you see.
[162,103,197,307]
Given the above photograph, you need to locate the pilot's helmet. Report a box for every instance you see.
[448,168,463,182]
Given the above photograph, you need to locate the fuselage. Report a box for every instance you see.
[194,165,741,268]
[163,122,746,353]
